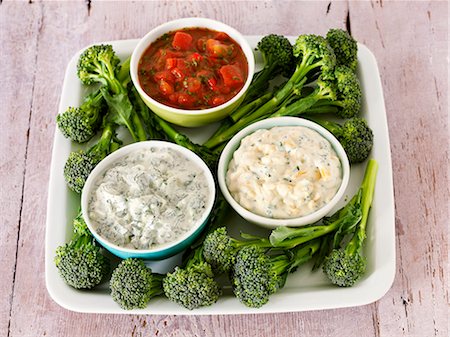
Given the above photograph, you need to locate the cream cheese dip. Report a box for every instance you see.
[226,126,343,219]
[87,146,211,250]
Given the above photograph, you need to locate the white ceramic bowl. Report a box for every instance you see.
[130,17,255,127]
[81,141,216,260]
[218,117,350,229]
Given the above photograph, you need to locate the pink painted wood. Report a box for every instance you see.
[1,1,447,336]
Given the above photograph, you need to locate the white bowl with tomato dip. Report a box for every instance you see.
[130,18,255,127]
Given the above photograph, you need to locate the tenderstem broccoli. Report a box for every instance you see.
[77,44,147,142]
[203,34,336,149]
[271,65,362,119]
[323,159,378,287]
[54,210,110,289]
[326,28,358,71]
[307,116,374,163]
[163,247,222,310]
[63,121,121,193]
[57,89,105,143]
[243,34,295,104]
[202,227,274,274]
[110,258,164,310]
[231,239,321,308]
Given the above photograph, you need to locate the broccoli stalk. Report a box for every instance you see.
[54,211,110,289]
[77,44,146,142]
[203,34,336,149]
[203,227,274,275]
[271,65,362,119]
[307,117,374,163]
[269,192,363,249]
[63,121,121,193]
[231,240,321,308]
[323,159,378,287]
[110,258,164,310]
[153,114,219,170]
[163,247,222,310]
[57,89,105,143]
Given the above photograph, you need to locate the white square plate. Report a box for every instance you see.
[45,37,395,314]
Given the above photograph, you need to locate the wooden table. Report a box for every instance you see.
[1,1,448,336]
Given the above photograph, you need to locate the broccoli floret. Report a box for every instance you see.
[244,34,295,103]
[203,227,272,274]
[54,212,110,289]
[110,259,164,310]
[326,28,358,71]
[203,34,336,149]
[309,117,374,163]
[231,240,321,308]
[163,247,221,310]
[63,122,121,193]
[323,159,378,286]
[57,90,105,143]
[77,44,147,142]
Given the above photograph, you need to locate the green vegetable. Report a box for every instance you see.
[63,122,121,193]
[307,117,374,163]
[57,89,105,143]
[77,44,146,142]
[231,240,320,308]
[243,34,295,103]
[163,247,221,310]
[326,28,358,71]
[271,65,362,119]
[54,211,110,289]
[110,258,164,310]
[323,159,378,286]
[203,227,273,275]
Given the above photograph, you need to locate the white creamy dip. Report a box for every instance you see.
[88,147,210,250]
[226,126,342,219]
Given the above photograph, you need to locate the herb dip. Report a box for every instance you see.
[88,147,211,250]
[226,126,342,219]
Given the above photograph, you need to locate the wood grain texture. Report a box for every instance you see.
[1,1,448,337]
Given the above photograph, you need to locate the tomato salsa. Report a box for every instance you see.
[138,27,248,110]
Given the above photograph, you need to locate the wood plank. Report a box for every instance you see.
[349,1,448,336]
[0,2,41,336]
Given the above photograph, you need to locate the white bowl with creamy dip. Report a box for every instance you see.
[81,141,216,259]
[218,117,350,229]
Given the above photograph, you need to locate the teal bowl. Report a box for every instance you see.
[81,141,216,260]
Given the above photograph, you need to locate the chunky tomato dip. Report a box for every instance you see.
[138,27,248,110]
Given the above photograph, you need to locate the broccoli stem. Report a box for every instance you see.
[269,193,362,249]
[230,91,273,122]
[346,159,378,254]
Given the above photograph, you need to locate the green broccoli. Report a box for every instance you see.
[163,247,221,310]
[57,90,105,143]
[307,117,374,163]
[110,258,164,310]
[271,65,362,119]
[203,34,336,149]
[231,240,321,308]
[63,121,121,193]
[77,44,147,142]
[244,34,295,103]
[203,227,273,275]
[326,28,358,71]
[54,211,110,289]
[323,159,378,287]
[153,114,219,170]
